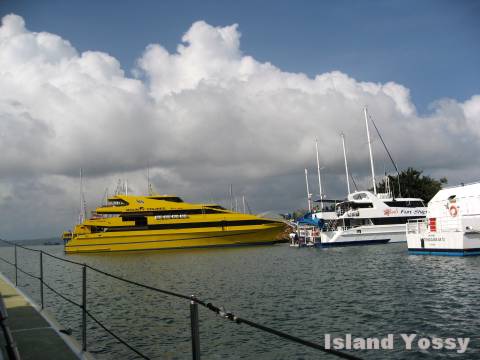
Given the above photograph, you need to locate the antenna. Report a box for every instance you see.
[304,168,312,212]
[315,138,324,210]
[341,133,351,194]
[364,106,377,194]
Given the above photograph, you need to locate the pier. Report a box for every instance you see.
[0,274,84,359]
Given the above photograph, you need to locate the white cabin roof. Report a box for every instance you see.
[347,191,423,203]
[429,182,480,203]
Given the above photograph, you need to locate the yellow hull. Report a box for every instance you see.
[65,224,285,253]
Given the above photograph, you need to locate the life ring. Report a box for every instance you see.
[449,205,458,217]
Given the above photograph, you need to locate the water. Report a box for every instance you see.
[1,243,479,359]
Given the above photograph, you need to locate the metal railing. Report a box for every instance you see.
[0,238,363,360]
[407,217,463,234]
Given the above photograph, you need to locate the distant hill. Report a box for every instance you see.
[0,237,62,246]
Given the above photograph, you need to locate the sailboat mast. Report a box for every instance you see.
[341,133,351,194]
[315,138,324,210]
[147,164,151,195]
[305,168,312,212]
[364,106,377,194]
[79,168,87,224]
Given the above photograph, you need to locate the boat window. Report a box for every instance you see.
[371,216,424,225]
[108,199,128,207]
[354,202,373,209]
[384,201,425,208]
[337,201,373,213]
[352,193,368,200]
[448,195,456,200]
[150,196,184,203]
[99,219,276,232]
[120,208,224,218]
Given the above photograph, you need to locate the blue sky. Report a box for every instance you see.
[3,0,479,113]
[1,0,480,238]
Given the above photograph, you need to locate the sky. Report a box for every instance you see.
[0,0,479,239]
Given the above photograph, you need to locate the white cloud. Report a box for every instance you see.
[0,14,479,239]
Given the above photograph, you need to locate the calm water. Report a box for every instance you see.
[0,243,479,359]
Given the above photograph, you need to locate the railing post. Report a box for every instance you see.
[14,245,17,286]
[40,251,44,310]
[190,295,200,360]
[82,264,87,352]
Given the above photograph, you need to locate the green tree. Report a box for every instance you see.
[375,167,447,203]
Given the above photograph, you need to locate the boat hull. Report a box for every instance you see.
[319,224,407,247]
[407,231,480,256]
[65,224,285,253]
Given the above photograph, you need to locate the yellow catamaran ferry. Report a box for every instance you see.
[64,194,287,253]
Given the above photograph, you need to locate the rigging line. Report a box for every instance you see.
[350,173,359,191]
[0,239,40,252]
[0,256,15,267]
[42,281,82,308]
[15,266,39,280]
[85,265,192,302]
[85,309,150,359]
[368,114,402,197]
[41,251,85,267]
[197,302,363,360]
[236,317,364,360]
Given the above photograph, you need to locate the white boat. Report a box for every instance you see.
[406,182,480,256]
[320,190,427,246]
[293,138,339,247]
[317,107,427,247]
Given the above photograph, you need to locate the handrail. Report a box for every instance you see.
[0,238,363,360]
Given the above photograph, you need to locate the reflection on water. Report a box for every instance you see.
[1,243,479,359]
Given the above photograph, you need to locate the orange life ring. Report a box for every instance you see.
[449,205,458,217]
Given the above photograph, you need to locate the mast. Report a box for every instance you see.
[341,133,351,194]
[79,168,87,224]
[364,106,377,194]
[315,138,324,210]
[305,168,312,212]
[147,164,151,195]
[242,195,246,213]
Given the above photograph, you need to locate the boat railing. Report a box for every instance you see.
[407,217,463,234]
[0,238,362,360]
[406,219,427,234]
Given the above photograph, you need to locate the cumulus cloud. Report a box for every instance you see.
[0,14,479,239]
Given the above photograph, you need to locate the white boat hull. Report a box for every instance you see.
[407,231,480,256]
[320,224,407,246]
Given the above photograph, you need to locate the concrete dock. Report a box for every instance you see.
[0,274,84,360]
